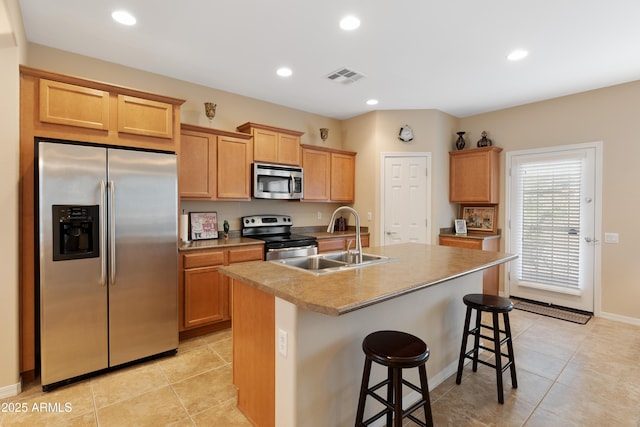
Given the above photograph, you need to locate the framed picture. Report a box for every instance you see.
[461,205,497,234]
[454,219,467,234]
[189,212,218,240]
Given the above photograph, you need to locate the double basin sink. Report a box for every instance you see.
[271,251,394,275]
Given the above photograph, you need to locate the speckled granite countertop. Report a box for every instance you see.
[178,227,368,251]
[219,243,517,316]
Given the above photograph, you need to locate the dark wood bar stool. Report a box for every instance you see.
[355,330,433,427]
[455,293,517,404]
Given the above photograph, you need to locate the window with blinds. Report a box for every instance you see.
[512,154,584,290]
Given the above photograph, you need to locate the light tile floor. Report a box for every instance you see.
[1,310,639,426]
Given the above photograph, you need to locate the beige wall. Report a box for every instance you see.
[342,109,458,246]
[459,81,640,321]
[1,0,25,396]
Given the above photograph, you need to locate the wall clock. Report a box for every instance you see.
[398,125,414,143]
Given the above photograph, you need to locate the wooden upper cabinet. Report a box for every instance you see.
[39,79,110,130]
[179,123,253,201]
[330,152,356,202]
[252,127,278,163]
[301,147,331,201]
[449,147,503,203]
[25,66,183,153]
[179,128,216,199]
[301,144,356,202]
[237,122,303,166]
[217,134,252,200]
[117,95,172,139]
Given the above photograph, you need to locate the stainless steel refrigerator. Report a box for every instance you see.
[38,140,178,390]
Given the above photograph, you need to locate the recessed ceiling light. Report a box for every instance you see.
[276,67,293,77]
[112,10,136,26]
[507,49,528,61]
[340,15,361,31]
[366,99,379,106]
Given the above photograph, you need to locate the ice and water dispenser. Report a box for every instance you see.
[52,205,100,261]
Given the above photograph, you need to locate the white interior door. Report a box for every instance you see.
[506,143,601,312]
[382,154,430,245]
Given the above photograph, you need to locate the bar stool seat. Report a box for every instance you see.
[355,330,433,427]
[455,293,517,404]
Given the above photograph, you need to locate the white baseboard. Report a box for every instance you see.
[597,311,640,327]
[0,380,21,399]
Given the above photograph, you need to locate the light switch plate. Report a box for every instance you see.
[604,232,619,243]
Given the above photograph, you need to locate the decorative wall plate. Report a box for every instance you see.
[398,125,414,143]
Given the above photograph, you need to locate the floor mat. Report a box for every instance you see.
[512,299,592,325]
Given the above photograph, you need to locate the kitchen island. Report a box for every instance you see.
[220,243,517,427]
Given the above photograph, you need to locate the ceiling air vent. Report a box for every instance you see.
[326,67,366,85]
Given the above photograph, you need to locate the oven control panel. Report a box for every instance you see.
[242,215,293,228]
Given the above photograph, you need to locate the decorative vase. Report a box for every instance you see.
[223,220,230,240]
[477,131,493,147]
[455,132,466,150]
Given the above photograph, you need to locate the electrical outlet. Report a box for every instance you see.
[278,328,288,357]
[317,211,322,220]
[604,232,619,243]
[367,212,372,221]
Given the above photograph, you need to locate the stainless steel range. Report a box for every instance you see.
[241,215,318,260]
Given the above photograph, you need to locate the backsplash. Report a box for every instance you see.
[180,200,346,231]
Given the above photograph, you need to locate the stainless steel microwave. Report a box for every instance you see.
[253,162,303,199]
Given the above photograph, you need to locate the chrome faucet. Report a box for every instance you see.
[327,206,362,264]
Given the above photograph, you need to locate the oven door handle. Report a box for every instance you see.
[269,245,317,253]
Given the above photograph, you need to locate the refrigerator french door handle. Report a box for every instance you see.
[109,180,117,286]
[100,180,107,287]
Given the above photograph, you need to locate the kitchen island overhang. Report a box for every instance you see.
[220,243,517,427]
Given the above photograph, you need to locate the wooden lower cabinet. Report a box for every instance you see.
[179,244,263,337]
[317,234,369,253]
[438,234,500,295]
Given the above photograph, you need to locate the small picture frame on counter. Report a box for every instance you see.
[460,205,497,234]
[454,219,467,235]
[189,211,218,240]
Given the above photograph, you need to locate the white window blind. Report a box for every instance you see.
[512,154,583,289]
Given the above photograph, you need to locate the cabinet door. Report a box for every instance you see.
[331,152,355,202]
[217,135,251,199]
[179,131,216,199]
[184,266,229,328]
[117,95,173,139]
[302,148,331,201]
[39,79,110,130]
[253,128,278,163]
[278,133,301,165]
[449,148,501,203]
